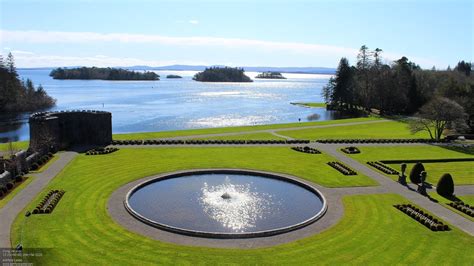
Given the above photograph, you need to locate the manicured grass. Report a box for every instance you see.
[278,120,429,139]
[195,132,285,140]
[13,185,473,264]
[0,141,29,152]
[459,195,474,205]
[348,146,474,185]
[0,176,34,209]
[291,102,327,108]
[113,117,380,140]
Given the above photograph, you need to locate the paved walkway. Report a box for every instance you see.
[0,152,77,248]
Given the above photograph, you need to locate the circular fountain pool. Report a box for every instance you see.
[125,170,327,238]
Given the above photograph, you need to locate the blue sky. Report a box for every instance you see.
[0,0,472,68]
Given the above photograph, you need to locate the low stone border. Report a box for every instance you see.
[124,169,327,239]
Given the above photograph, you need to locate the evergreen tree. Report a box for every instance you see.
[6,52,17,76]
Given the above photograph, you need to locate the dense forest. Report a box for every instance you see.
[193,67,252,82]
[255,72,286,79]
[0,53,56,112]
[50,67,159,80]
[323,45,473,132]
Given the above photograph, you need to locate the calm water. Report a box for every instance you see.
[0,69,339,142]
[128,173,324,234]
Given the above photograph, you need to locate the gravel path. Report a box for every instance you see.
[0,152,77,248]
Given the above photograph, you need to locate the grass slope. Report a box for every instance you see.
[113,117,380,140]
[194,132,286,140]
[13,186,473,265]
[278,120,429,139]
[348,146,474,185]
[0,141,29,152]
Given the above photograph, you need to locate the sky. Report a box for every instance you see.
[0,0,472,69]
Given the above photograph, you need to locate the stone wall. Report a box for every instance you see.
[29,110,112,151]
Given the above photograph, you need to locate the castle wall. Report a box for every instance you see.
[29,110,112,151]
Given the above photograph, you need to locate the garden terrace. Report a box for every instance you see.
[394,204,450,231]
[346,146,474,185]
[316,138,448,144]
[111,139,310,145]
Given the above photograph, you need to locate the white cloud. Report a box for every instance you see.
[188,20,199,25]
[10,52,208,68]
[0,29,357,57]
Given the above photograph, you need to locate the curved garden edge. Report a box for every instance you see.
[108,168,351,249]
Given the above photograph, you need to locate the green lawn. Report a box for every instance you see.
[278,120,430,139]
[291,102,327,108]
[348,146,474,185]
[13,183,473,265]
[0,141,29,152]
[113,117,380,140]
[194,132,285,140]
[0,176,34,209]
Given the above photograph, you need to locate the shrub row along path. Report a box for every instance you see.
[0,152,77,248]
[315,143,474,236]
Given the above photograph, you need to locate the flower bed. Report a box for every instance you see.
[327,161,357,175]
[367,161,399,175]
[341,146,360,154]
[447,202,474,217]
[291,146,321,154]
[32,190,65,214]
[394,204,450,231]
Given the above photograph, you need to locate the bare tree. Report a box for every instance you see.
[410,97,468,140]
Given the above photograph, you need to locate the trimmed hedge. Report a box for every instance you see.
[32,190,65,215]
[436,173,454,197]
[291,146,321,154]
[448,201,474,217]
[409,162,425,184]
[316,138,449,144]
[341,146,360,154]
[394,204,450,231]
[327,161,357,175]
[111,139,311,145]
[367,161,399,175]
[380,158,474,164]
[86,147,119,156]
[30,153,54,171]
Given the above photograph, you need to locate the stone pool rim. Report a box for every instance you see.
[124,169,328,239]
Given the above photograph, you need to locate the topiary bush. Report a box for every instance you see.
[436,173,454,197]
[409,162,425,184]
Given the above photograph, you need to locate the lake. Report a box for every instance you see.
[0,69,340,142]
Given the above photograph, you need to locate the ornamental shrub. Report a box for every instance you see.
[436,173,454,197]
[409,162,425,184]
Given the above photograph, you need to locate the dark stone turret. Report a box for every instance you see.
[29,110,112,151]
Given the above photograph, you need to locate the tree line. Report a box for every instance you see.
[323,45,473,133]
[50,67,159,80]
[0,53,56,112]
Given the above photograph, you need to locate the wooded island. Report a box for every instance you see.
[49,67,159,80]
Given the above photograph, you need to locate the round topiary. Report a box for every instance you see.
[409,162,425,184]
[6,182,14,190]
[436,173,454,198]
